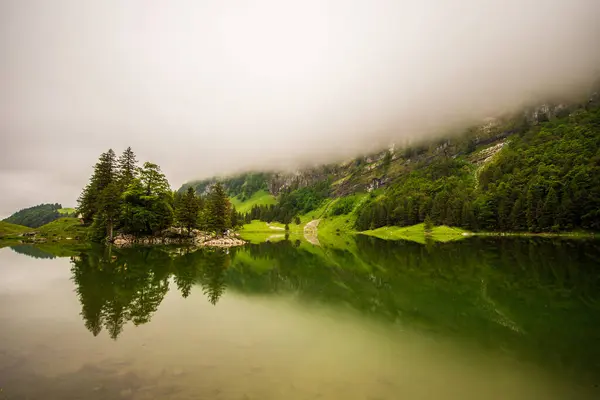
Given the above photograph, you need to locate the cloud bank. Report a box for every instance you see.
[1,0,599,216]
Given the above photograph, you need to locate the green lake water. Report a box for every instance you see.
[0,236,599,399]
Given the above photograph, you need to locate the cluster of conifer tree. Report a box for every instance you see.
[77,148,239,241]
[243,181,330,224]
[355,105,600,232]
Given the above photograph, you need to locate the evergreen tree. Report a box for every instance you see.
[77,149,117,224]
[98,181,122,241]
[509,194,526,231]
[206,183,230,234]
[117,147,138,188]
[230,205,240,229]
[175,187,200,234]
[541,187,559,231]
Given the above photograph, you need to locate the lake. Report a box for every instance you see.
[0,236,599,399]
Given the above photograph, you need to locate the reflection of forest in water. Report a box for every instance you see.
[54,237,600,382]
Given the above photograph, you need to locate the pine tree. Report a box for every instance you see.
[117,147,138,188]
[98,181,122,241]
[230,205,240,229]
[77,149,117,224]
[206,183,230,234]
[175,187,200,234]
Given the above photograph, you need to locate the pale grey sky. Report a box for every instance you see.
[1,0,599,217]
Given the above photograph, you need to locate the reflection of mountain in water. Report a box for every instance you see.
[66,237,600,382]
[11,244,56,259]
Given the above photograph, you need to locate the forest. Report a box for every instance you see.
[355,105,600,232]
[77,147,241,242]
[232,104,600,233]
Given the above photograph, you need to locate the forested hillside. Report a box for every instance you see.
[3,203,70,228]
[181,98,600,234]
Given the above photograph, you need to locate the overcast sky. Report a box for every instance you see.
[1,0,599,217]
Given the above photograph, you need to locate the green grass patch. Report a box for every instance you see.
[58,208,76,215]
[239,219,303,243]
[38,217,88,240]
[0,221,32,237]
[360,223,468,244]
[230,190,276,214]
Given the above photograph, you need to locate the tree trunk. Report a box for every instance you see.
[107,220,114,242]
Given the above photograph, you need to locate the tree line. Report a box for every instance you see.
[242,180,330,224]
[355,105,600,232]
[77,147,240,242]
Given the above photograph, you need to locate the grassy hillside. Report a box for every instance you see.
[0,221,31,237]
[58,207,76,215]
[231,190,276,213]
[38,218,88,240]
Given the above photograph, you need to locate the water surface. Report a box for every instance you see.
[1,236,599,399]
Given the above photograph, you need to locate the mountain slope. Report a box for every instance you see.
[180,97,600,234]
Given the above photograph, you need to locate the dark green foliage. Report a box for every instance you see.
[355,106,600,233]
[181,172,271,198]
[329,195,357,216]
[117,146,138,188]
[120,165,174,235]
[245,180,331,224]
[206,183,231,234]
[175,187,200,233]
[4,203,63,228]
[77,149,117,224]
[424,215,433,233]
[475,107,600,232]
[230,205,242,229]
[355,158,474,230]
[76,148,182,240]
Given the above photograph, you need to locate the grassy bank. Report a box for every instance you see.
[238,219,303,244]
[361,223,468,244]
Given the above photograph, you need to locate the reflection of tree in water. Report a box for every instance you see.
[71,247,171,340]
[197,249,229,305]
[71,246,231,339]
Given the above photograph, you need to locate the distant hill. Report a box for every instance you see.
[3,203,76,228]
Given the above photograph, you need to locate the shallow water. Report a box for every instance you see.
[0,236,599,399]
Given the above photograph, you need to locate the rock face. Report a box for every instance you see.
[112,228,246,248]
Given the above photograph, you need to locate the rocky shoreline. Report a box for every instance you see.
[112,228,246,248]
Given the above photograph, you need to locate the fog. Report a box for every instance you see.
[1,0,599,216]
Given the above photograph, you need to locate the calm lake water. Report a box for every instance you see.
[0,236,599,399]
